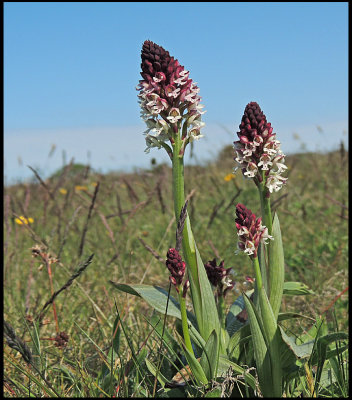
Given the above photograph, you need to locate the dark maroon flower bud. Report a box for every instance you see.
[166,248,186,292]
[54,331,69,348]
[235,203,273,258]
[204,259,234,298]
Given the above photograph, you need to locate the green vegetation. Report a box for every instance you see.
[3,145,348,397]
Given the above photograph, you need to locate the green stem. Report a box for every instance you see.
[178,289,194,356]
[258,173,273,235]
[172,136,185,221]
[252,256,263,291]
[172,136,203,331]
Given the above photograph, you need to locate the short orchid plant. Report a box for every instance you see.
[109,41,348,397]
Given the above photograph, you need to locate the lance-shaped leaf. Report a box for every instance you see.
[199,329,219,381]
[267,212,285,320]
[313,332,348,393]
[243,293,273,397]
[257,286,282,397]
[99,313,121,381]
[182,342,208,386]
[109,282,197,328]
[182,225,221,345]
[145,359,169,388]
[226,290,254,337]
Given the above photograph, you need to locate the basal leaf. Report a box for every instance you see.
[199,329,219,380]
[268,212,285,320]
[109,282,197,328]
[182,343,208,386]
[243,293,273,397]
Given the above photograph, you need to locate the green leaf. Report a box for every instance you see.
[148,313,180,355]
[227,325,250,360]
[30,321,42,372]
[278,312,315,322]
[279,326,315,359]
[145,359,169,387]
[99,313,121,382]
[226,290,253,336]
[242,293,273,397]
[268,212,285,320]
[109,282,197,328]
[257,287,282,397]
[194,244,221,344]
[205,387,223,397]
[283,281,314,295]
[313,332,348,392]
[200,329,219,380]
[182,343,208,386]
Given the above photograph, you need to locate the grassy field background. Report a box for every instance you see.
[3,142,348,396]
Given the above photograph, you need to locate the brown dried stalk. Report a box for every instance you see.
[36,253,94,321]
[78,182,100,257]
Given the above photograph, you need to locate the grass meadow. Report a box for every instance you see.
[3,142,348,397]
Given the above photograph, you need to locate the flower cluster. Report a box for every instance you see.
[204,259,235,298]
[166,248,189,297]
[234,102,287,193]
[15,215,34,225]
[137,40,206,153]
[235,203,273,258]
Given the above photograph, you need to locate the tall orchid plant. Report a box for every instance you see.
[109,41,343,397]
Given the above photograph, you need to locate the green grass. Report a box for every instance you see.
[3,144,348,397]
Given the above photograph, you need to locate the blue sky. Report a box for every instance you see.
[4,2,348,184]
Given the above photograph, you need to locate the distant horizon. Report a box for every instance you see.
[4,119,348,186]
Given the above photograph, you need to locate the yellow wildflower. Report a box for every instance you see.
[91,182,98,187]
[15,216,34,225]
[59,188,67,195]
[75,185,88,192]
[224,173,235,182]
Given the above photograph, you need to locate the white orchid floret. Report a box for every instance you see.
[253,135,264,146]
[263,141,278,156]
[266,173,287,193]
[188,127,204,142]
[190,119,205,129]
[165,85,181,98]
[243,142,255,157]
[174,75,188,85]
[259,226,274,244]
[243,162,258,178]
[237,226,250,237]
[144,134,163,153]
[275,162,288,174]
[167,107,182,124]
[188,102,206,115]
[244,240,256,256]
[257,153,273,170]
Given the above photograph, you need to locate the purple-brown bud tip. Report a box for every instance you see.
[166,248,186,288]
[204,258,234,298]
